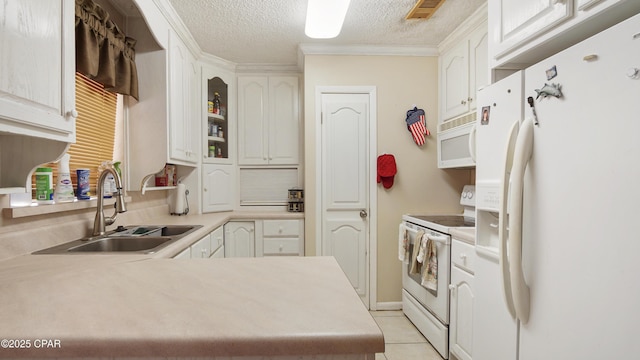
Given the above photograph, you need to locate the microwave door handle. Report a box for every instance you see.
[499,120,520,320]
[508,117,534,324]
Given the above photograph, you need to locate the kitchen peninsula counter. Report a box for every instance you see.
[0,255,384,358]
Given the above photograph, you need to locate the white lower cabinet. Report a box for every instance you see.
[449,239,475,360]
[261,220,304,256]
[223,219,304,258]
[173,226,224,259]
[174,247,191,259]
[224,221,255,258]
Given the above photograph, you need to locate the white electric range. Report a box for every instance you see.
[399,185,475,359]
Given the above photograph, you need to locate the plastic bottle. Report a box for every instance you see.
[99,161,115,198]
[35,167,54,204]
[213,92,221,114]
[54,154,75,202]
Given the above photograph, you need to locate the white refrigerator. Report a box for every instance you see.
[473,13,640,360]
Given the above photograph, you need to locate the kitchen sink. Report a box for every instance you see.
[33,225,202,254]
[67,236,174,253]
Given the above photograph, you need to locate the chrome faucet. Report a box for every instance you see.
[92,164,127,236]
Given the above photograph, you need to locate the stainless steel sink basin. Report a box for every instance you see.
[33,224,202,254]
[67,237,174,253]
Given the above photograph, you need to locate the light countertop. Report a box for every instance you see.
[0,255,384,358]
[0,210,384,358]
[450,227,476,244]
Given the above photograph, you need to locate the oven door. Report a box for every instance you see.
[402,222,451,324]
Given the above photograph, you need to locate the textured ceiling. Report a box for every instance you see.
[165,0,486,66]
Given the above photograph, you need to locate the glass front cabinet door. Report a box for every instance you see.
[203,66,234,164]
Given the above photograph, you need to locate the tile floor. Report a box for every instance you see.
[370,310,444,360]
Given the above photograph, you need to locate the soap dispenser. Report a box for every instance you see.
[54,154,75,202]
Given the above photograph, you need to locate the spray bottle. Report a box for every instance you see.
[54,154,75,202]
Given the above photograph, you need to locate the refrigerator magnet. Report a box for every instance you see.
[546,65,558,80]
[481,106,490,125]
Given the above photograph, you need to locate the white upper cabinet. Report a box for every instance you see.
[202,163,236,213]
[0,0,76,143]
[202,64,235,165]
[126,2,204,191]
[168,29,199,164]
[237,75,300,165]
[440,21,488,122]
[489,0,640,68]
[492,0,573,60]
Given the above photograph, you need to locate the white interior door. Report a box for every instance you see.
[320,92,370,308]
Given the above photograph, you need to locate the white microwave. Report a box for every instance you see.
[437,121,476,169]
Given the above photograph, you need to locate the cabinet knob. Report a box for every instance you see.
[461,100,467,105]
[459,253,467,261]
[203,188,208,192]
[468,97,473,102]
[68,109,79,118]
[449,284,456,294]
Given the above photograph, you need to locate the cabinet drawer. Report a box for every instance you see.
[263,238,300,255]
[263,220,300,236]
[452,239,475,273]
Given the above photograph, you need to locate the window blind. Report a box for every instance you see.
[33,73,117,197]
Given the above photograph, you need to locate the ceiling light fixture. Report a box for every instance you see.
[305,0,351,39]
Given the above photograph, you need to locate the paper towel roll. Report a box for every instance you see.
[171,183,186,215]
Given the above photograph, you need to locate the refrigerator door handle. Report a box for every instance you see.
[468,123,477,162]
[499,120,520,320]
[508,117,535,324]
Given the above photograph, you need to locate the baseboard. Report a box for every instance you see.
[375,301,402,311]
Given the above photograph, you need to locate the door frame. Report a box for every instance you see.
[314,86,378,310]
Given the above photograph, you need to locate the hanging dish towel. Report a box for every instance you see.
[398,223,409,263]
[421,235,438,294]
[405,107,430,146]
[409,229,425,275]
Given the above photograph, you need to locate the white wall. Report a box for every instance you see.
[303,55,473,303]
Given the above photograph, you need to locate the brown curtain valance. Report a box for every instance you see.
[75,0,139,100]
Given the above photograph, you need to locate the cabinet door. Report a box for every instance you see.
[492,0,572,59]
[268,76,299,165]
[0,0,75,142]
[224,221,255,258]
[450,266,474,360]
[441,41,470,120]
[190,234,211,259]
[238,76,268,165]
[168,30,197,164]
[173,247,191,259]
[468,23,489,112]
[202,164,236,212]
[203,65,234,164]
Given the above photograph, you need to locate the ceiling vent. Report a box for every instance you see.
[406,0,446,20]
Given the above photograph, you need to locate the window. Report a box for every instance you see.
[33,73,118,197]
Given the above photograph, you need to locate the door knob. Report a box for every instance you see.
[360,210,368,219]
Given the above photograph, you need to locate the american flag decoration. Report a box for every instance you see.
[405,107,430,146]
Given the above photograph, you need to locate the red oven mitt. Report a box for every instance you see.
[377,154,397,189]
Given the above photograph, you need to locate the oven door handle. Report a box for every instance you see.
[426,233,449,244]
[401,225,449,245]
